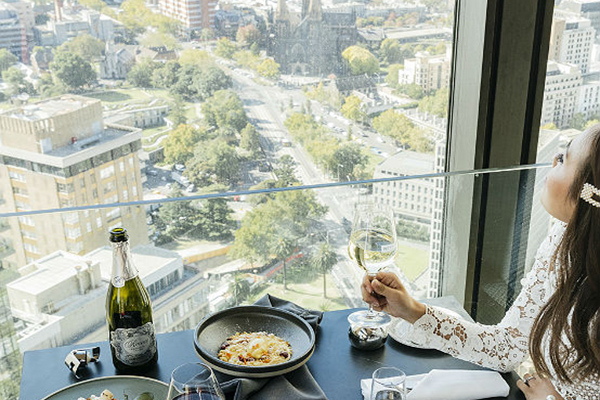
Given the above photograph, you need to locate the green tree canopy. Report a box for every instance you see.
[163,124,206,164]
[215,38,237,59]
[2,67,35,95]
[373,109,432,153]
[418,88,449,117]
[341,95,366,122]
[0,49,17,72]
[385,64,402,88]
[170,64,232,101]
[187,139,241,186]
[311,243,338,298]
[256,58,280,79]
[342,45,380,75]
[50,52,96,90]
[127,58,160,88]
[380,38,402,64]
[56,34,104,59]
[152,61,181,88]
[240,123,261,156]
[140,31,179,50]
[330,142,367,181]
[202,90,248,132]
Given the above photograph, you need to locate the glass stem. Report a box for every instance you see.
[366,273,379,318]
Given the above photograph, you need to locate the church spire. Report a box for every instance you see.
[307,0,322,20]
[276,0,290,21]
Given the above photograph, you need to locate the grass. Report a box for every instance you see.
[86,88,170,105]
[396,244,429,282]
[250,277,347,312]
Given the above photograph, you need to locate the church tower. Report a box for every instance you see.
[275,0,290,35]
[307,0,323,21]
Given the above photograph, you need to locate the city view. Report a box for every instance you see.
[0,0,598,398]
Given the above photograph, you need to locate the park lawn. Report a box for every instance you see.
[142,125,169,138]
[87,88,170,105]
[396,244,429,282]
[250,277,347,312]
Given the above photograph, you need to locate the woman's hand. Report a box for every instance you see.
[361,271,426,323]
[516,373,564,400]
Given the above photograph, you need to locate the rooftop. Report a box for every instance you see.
[8,251,95,296]
[375,150,434,176]
[2,95,100,122]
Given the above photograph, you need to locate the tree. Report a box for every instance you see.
[418,88,449,117]
[585,119,599,130]
[232,273,251,305]
[397,83,424,100]
[385,64,402,88]
[311,243,338,298]
[56,34,104,59]
[154,187,196,238]
[2,67,34,95]
[187,139,241,186]
[236,24,262,48]
[571,113,586,130]
[256,58,280,79]
[273,154,299,186]
[0,49,17,72]
[37,73,64,97]
[193,66,232,100]
[240,123,261,156]
[330,143,367,181]
[140,31,179,50]
[380,38,402,64]
[152,61,181,88]
[50,52,96,90]
[127,58,159,88]
[168,94,187,126]
[202,90,248,132]
[200,28,214,42]
[273,236,295,292]
[341,95,366,122]
[342,46,380,75]
[215,38,237,59]
[163,124,205,164]
[194,198,236,240]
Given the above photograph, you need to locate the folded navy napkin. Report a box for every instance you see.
[218,294,327,400]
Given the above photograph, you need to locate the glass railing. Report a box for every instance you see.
[0,163,553,397]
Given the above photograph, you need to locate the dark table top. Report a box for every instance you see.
[20,308,525,400]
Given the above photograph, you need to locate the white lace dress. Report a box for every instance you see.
[404,221,600,400]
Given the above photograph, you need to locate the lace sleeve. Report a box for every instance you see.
[403,222,565,372]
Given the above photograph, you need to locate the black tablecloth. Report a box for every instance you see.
[19,308,525,400]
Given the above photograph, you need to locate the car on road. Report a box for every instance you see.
[174,164,186,172]
[146,169,158,176]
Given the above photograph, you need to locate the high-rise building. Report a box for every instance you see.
[549,14,595,74]
[0,95,148,270]
[0,3,27,62]
[398,50,451,93]
[541,61,582,128]
[158,0,217,33]
[558,0,600,38]
[578,72,600,119]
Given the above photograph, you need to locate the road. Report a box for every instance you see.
[231,70,367,307]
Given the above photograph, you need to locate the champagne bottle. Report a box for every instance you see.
[106,227,158,371]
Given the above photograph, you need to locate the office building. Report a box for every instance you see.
[558,0,600,38]
[158,0,217,32]
[578,72,600,119]
[549,14,595,74]
[0,95,147,270]
[0,3,26,62]
[541,61,582,128]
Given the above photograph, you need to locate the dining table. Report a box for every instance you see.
[20,304,525,400]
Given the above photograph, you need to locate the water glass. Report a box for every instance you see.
[370,367,406,400]
[166,362,225,400]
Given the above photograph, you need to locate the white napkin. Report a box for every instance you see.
[361,369,510,400]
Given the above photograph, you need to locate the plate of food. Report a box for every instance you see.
[194,306,315,378]
[41,375,168,400]
[388,307,463,349]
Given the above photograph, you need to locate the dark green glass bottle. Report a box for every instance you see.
[106,227,158,372]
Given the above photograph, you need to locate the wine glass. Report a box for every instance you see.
[347,201,397,347]
[166,362,225,400]
[370,367,406,400]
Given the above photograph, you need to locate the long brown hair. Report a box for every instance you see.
[529,124,600,383]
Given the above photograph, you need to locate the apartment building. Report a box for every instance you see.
[549,14,595,74]
[541,61,582,128]
[158,0,217,32]
[0,95,147,270]
[398,50,451,93]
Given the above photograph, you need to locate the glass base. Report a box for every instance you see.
[347,309,392,328]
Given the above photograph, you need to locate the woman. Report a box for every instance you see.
[362,124,600,400]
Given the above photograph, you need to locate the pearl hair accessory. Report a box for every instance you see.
[580,183,600,208]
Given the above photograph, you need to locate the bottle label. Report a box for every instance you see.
[110,322,157,366]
